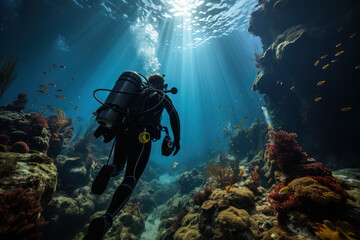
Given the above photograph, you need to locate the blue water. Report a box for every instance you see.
[0,0,262,167]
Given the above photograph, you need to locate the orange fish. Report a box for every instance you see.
[72,77,76,80]
[314,60,320,66]
[341,107,351,111]
[53,64,58,67]
[322,64,329,70]
[55,95,66,99]
[40,84,48,90]
[317,81,325,86]
[51,138,60,141]
[38,90,48,95]
[70,101,74,106]
[315,97,323,102]
[239,169,245,175]
[335,51,344,57]
[244,116,248,119]
[335,43,342,48]
[224,153,228,157]
[268,178,272,183]
[214,139,218,143]
[320,55,328,59]
[48,82,56,87]
[331,60,338,63]
[234,126,240,129]
[53,133,59,138]
[267,125,274,130]
[74,106,79,110]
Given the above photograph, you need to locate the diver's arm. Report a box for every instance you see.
[163,95,180,155]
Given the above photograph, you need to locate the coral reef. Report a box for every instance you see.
[192,185,212,205]
[2,93,28,111]
[249,166,260,192]
[12,141,29,153]
[0,188,48,239]
[267,183,301,213]
[312,220,357,240]
[266,130,307,170]
[177,168,203,193]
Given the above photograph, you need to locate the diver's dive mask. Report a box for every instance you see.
[161,127,174,156]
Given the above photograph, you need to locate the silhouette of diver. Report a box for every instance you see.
[84,73,180,240]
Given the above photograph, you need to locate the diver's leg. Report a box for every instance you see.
[111,135,130,176]
[106,135,151,217]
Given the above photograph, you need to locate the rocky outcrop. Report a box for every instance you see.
[249,0,360,168]
[177,168,203,194]
[0,152,57,204]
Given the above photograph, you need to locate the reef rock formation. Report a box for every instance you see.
[0,152,57,204]
[249,0,360,168]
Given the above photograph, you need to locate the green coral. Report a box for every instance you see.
[288,177,342,204]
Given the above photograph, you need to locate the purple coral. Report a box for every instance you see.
[0,188,48,239]
[28,113,49,129]
[266,130,307,170]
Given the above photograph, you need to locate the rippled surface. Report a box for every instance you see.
[72,0,259,47]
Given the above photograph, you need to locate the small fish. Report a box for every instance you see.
[72,77,76,80]
[355,65,360,70]
[240,119,244,123]
[320,55,328,59]
[40,84,48,90]
[78,96,81,99]
[234,126,240,129]
[322,64,329,70]
[225,185,231,192]
[244,116,248,119]
[268,178,272,183]
[315,97,323,102]
[43,72,48,75]
[53,133,59,138]
[80,137,84,140]
[267,125,274,130]
[38,90,48,95]
[198,153,201,156]
[74,106,79,110]
[335,50,344,57]
[51,138,60,141]
[279,186,290,194]
[68,140,72,143]
[341,107,351,111]
[214,140,218,143]
[317,81,325,86]
[335,43,342,48]
[218,107,221,109]
[48,82,56,87]
[224,174,228,177]
[55,95,66,99]
[314,60,320,66]
[290,86,295,90]
[224,153,228,157]
[239,169,245,176]
[60,65,66,69]
[57,89,63,92]
[349,33,357,39]
[53,64,58,67]
[331,60,338,63]
[70,101,74,106]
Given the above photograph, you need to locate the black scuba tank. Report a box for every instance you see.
[95,71,143,129]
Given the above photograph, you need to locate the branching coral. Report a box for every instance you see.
[312,220,358,240]
[0,188,48,239]
[0,56,18,99]
[193,185,212,205]
[28,113,49,129]
[3,93,28,111]
[203,161,242,188]
[249,166,260,192]
[267,183,301,213]
[266,130,307,170]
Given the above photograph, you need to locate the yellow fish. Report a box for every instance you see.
[53,133,59,138]
[335,43,342,48]
[290,86,295,90]
[331,60,338,63]
[51,138,60,141]
[224,174,228,177]
[341,107,351,111]
[317,81,325,86]
[320,54,328,59]
[315,97,322,102]
[225,185,231,192]
[322,64,329,70]
[224,153,228,157]
[335,51,344,57]
[198,153,201,156]
[267,125,274,130]
[314,60,320,66]
[214,140,218,143]
[189,210,195,214]
[268,178,272,183]
[229,174,233,177]
[279,186,290,194]
[70,101,74,106]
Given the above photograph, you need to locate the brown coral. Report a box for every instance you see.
[288,177,342,204]
[215,207,250,232]
[12,141,29,153]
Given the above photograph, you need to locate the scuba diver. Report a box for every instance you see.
[84,71,180,240]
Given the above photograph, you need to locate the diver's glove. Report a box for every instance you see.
[173,138,180,156]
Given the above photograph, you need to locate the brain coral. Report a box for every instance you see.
[288,177,342,204]
[215,206,250,232]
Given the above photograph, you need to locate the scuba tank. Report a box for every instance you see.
[95,71,143,130]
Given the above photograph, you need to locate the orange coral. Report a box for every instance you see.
[313,220,357,240]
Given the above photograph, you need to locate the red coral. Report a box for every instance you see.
[268,183,301,213]
[290,162,332,177]
[12,141,29,153]
[250,167,260,191]
[0,188,48,239]
[0,134,10,145]
[29,113,48,129]
[192,185,212,205]
[311,176,348,200]
[266,130,307,170]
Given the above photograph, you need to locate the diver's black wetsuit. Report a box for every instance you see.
[106,92,180,217]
